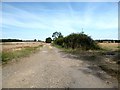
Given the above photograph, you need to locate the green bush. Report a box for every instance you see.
[54,37,64,46]
[45,37,52,43]
[53,32,100,50]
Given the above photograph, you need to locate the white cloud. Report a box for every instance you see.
[2,2,118,40]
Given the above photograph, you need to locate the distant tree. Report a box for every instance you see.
[52,31,63,40]
[34,39,37,42]
[38,40,41,42]
[46,37,52,43]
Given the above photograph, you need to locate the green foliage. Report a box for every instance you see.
[45,37,52,43]
[34,39,37,42]
[54,37,64,46]
[53,32,100,50]
[52,31,63,40]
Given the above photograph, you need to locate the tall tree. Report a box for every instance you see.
[52,31,63,40]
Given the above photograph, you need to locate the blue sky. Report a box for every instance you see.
[2,2,118,41]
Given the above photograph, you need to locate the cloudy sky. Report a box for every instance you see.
[2,2,118,40]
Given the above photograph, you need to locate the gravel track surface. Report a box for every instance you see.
[2,44,117,88]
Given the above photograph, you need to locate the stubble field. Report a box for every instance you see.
[98,43,119,51]
[1,42,44,64]
[1,42,44,52]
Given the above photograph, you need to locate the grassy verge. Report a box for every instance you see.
[1,45,43,64]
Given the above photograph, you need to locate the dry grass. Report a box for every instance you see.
[98,43,119,51]
[1,42,44,52]
[1,42,44,64]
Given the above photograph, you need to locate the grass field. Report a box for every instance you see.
[98,43,119,51]
[1,42,44,64]
[1,42,44,52]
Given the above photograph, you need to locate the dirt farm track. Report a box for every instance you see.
[1,42,119,88]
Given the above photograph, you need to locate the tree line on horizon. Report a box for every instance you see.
[1,35,120,44]
[1,39,43,42]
